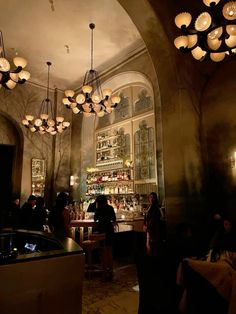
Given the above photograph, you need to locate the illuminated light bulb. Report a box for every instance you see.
[226,35,236,47]
[70,102,77,109]
[72,107,80,114]
[34,119,43,127]
[92,94,101,104]
[174,12,192,28]
[56,116,64,123]
[13,57,27,68]
[187,34,198,48]
[208,27,223,40]
[22,119,29,126]
[65,90,75,97]
[174,36,188,49]
[50,131,57,135]
[62,98,71,105]
[226,25,236,35]
[75,93,86,104]
[40,113,49,120]
[18,70,30,81]
[82,85,92,94]
[103,89,112,97]
[30,127,36,132]
[207,38,222,50]
[203,0,220,6]
[0,58,10,72]
[47,119,55,126]
[25,115,34,121]
[223,2,236,20]
[97,111,105,118]
[62,121,70,128]
[210,52,226,62]
[195,12,212,31]
[191,46,207,60]
[6,79,16,89]
[111,96,121,104]
[46,126,54,133]
[10,73,19,82]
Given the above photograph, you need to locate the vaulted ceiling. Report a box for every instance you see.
[0,0,144,91]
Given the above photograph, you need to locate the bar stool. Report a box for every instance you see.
[82,233,106,279]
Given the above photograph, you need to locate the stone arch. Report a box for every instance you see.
[0,110,24,197]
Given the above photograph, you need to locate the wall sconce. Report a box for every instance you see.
[70,175,79,186]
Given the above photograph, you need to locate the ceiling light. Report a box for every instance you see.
[63,23,120,117]
[0,30,30,89]
[174,0,236,61]
[22,62,70,135]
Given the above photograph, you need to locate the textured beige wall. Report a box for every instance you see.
[0,85,72,207]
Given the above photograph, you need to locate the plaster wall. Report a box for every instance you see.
[202,60,236,220]
[0,85,72,207]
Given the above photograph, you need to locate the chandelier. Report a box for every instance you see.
[62,23,121,118]
[174,0,236,62]
[21,62,70,135]
[0,30,30,89]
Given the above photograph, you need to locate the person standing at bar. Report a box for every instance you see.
[94,195,116,280]
[49,192,71,238]
[143,192,164,256]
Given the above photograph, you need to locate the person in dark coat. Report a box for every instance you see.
[8,195,20,228]
[49,192,71,238]
[19,195,37,229]
[143,192,164,256]
[31,196,47,231]
[94,195,116,279]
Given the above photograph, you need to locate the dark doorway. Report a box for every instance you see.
[0,144,15,228]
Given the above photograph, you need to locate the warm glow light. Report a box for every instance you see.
[175,12,192,28]
[225,35,236,47]
[223,2,236,20]
[203,0,220,6]
[174,36,189,49]
[18,70,30,81]
[187,34,198,48]
[210,52,226,62]
[191,46,207,60]
[208,27,223,40]
[0,58,10,72]
[195,12,212,31]
[111,96,121,104]
[13,57,27,68]
[82,85,93,94]
[227,25,236,35]
[207,38,222,50]
[63,24,118,117]
[65,90,75,97]
[75,94,86,104]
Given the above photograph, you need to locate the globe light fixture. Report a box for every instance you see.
[22,62,70,135]
[0,30,30,89]
[63,23,121,117]
[174,0,236,62]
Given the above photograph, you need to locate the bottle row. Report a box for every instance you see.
[86,183,134,195]
[87,169,132,184]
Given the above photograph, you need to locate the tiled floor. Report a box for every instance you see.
[82,263,139,314]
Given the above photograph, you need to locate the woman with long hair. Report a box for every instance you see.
[49,192,71,237]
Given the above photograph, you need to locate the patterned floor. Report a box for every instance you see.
[82,263,139,314]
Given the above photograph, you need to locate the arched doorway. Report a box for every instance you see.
[0,112,23,227]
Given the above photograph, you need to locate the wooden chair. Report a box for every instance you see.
[82,233,106,279]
